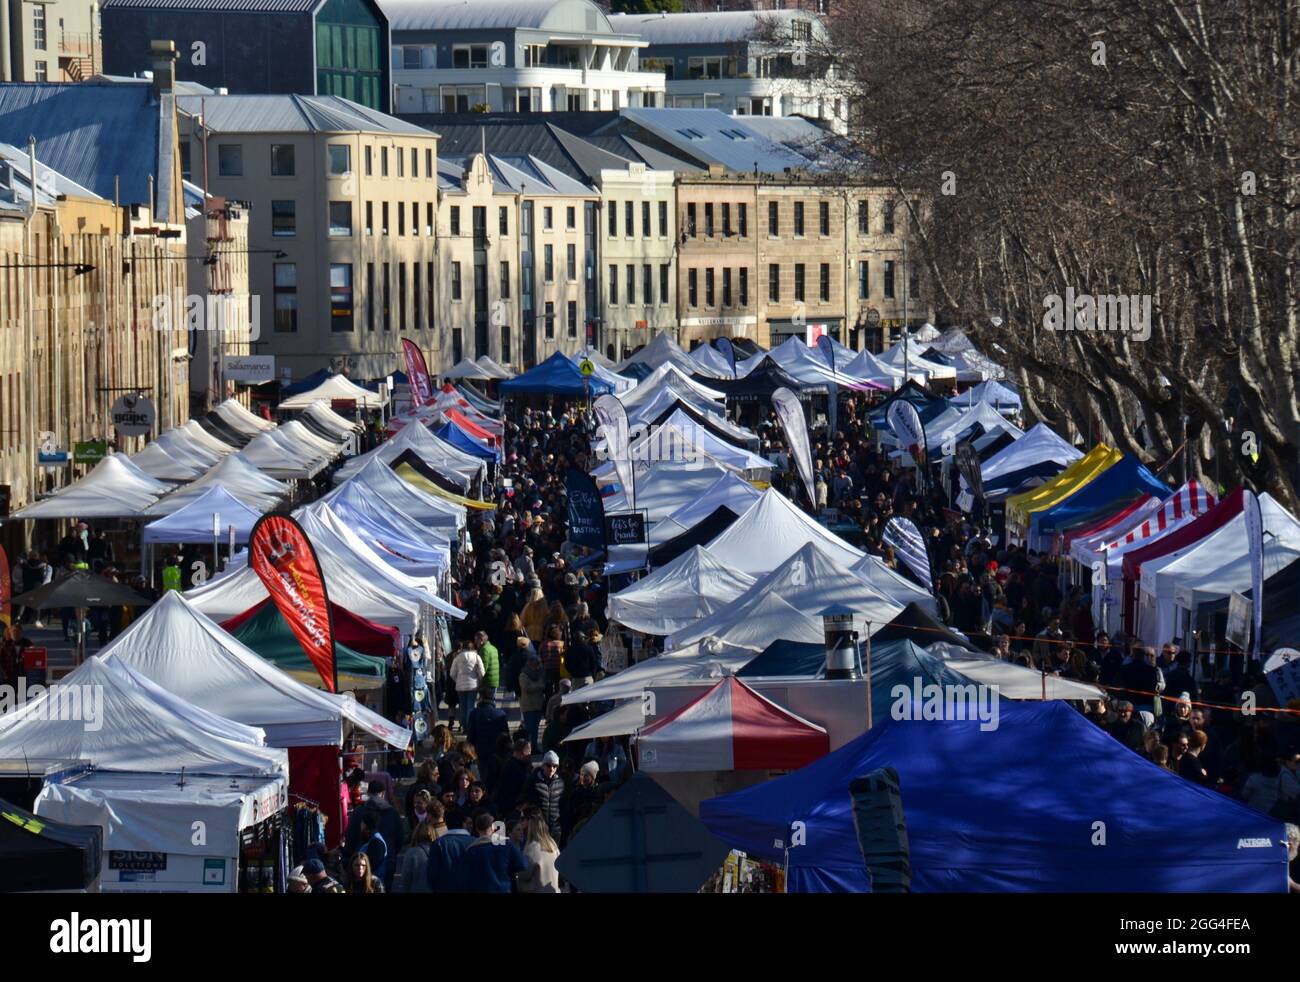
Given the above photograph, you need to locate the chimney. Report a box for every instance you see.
[149,40,177,99]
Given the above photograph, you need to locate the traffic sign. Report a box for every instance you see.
[578,358,595,377]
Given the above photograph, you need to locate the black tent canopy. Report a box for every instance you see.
[692,358,808,402]
[0,799,102,892]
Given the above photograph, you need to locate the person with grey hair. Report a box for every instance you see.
[1286,823,1299,893]
[1106,700,1146,752]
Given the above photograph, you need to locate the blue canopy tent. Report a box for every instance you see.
[499,351,614,397]
[700,700,1287,893]
[983,460,1072,501]
[1029,454,1171,550]
[362,370,408,392]
[435,421,500,462]
[869,380,949,431]
[279,368,331,398]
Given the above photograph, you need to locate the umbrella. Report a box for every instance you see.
[10,570,153,610]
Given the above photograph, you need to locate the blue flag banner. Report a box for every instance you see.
[816,334,839,437]
[716,338,737,378]
[566,468,607,548]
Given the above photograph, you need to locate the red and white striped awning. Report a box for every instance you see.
[1102,480,1217,551]
[637,677,830,773]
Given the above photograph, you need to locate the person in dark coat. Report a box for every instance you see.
[466,694,510,760]
[426,822,474,892]
[1106,701,1147,753]
[452,812,530,893]
[526,750,565,842]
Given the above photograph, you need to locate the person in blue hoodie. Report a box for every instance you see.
[453,812,530,893]
[426,812,475,892]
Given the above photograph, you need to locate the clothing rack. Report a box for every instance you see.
[289,791,320,808]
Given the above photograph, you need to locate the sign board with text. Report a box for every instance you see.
[74,440,108,465]
[604,511,647,546]
[110,394,156,437]
[1225,592,1251,651]
[223,354,276,384]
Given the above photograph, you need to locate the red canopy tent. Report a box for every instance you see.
[637,677,830,772]
[221,597,400,660]
[1119,487,1244,635]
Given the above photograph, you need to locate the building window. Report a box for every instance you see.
[858,260,869,299]
[328,145,350,176]
[453,44,490,68]
[705,268,715,306]
[414,263,422,328]
[739,267,749,307]
[273,263,297,332]
[500,261,511,299]
[544,245,554,282]
[722,203,731,236]
[608,201,618,237]
[34,61,46,82]
[686,203,697,237]
[398,202,405,236]
[722,268,732,306]
[704,203,714,237]
[396,148,404,178]
[32,5,46,50]
[819,201,830,236]
[329,201,352,237]
[543,207,553,230]
[427,203,434,236]
[426,149,433,177]
[365,201,373,235]
[643,264,652,305]
[608,265,618,305]
[452,329,463,363]
[398,263,407,330]
[738,203,748,238]
[411,148,418,178]
[910,262,921,296]
[271,200,296,237]
[567,301,577,337]
[567,244,577,281]
[452,261,463,301]
[767,201,778,236]
[768,263,780,302]
[566,206,576,230]
[660,264,670,304]
[271,144,295,176]
[330,264,353,332]
[658,200,668,237]
[499,206,509,236]
[218,145,243,177]
[381,202,389,235]
[365,146,373,176]
[450,206,461,236]
[819,263,830,302]
[381,147,389,177]
[427,261,435,328]
[383,263,391,330]
[545,302,555,339]
[641,201,651,237]
[367,263,375,331]
[884,260,896,298]
[411,202,419,236]
[685,267,697,307]
[624,201,634,237]
[883,200,895,234]
[794,264,806,302]
[793,202,805,237]
[626,264,636,305]
[858,200,868,234]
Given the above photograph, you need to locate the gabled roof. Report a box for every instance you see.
[104,0,322,12]
[177,94,432,136]
[609,9,823,46]
[0,83,171,214]
[621,107,814,173]
[381,0,624,34]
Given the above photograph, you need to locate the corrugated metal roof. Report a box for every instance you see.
[621,107,812,173]
[381,0,596,33]
[0,142,103,208]
[102,0,323,13]
[608,10,820,46]
[736,114,869,172]
[176,94,433,135]
[0,83,164,208]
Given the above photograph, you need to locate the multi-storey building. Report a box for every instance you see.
[185,188,253,412]
[102,0,392,111]
[435,152,520,371]
[384,0,665,116]
[0,0,100,82]
[594,160,676,360]
[176,92,440,381]
[609,9,845,133]
[0,61,190,539]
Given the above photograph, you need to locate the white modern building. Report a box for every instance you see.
[383,0,666,115]
[608,10,846,134]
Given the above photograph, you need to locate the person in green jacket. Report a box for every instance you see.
[474,630,500,700]
[161,555,182,593]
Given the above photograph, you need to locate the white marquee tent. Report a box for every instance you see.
[649,472,764,546]
[700,487,866,576]
[324,456,467,533]
[142,453,289,516]
[607,545,756,636]
[279,373,386,410]
[10,454,166,518]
